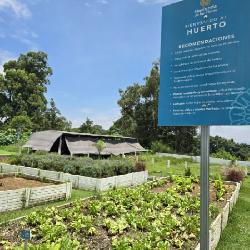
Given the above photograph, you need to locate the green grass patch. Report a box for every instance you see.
[0,189,94,224]
[140,153,223,177]
[0,145,21,156]
[217,177,250,250]
[0,150,16,156]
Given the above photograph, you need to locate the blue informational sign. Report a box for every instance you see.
[20,229,31,240]
[159,0,250,126]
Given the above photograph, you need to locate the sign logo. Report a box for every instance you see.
[200,0,211,7]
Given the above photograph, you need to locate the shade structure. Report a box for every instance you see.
[24,130,146,156]
[23,130,62,151]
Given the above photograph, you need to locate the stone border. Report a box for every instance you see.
[0,173,72,213]
[0,163,148,191]
[195,181,241,250]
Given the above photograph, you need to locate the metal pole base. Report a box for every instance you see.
[200,126,210,250]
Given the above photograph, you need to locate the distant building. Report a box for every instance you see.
[23,130,146,156]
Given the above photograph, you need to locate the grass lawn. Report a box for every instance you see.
[0,189,94,224]
[140,153,224,177]
[0,145,20,156]
[217,177,250,250]
[0,150,15,156]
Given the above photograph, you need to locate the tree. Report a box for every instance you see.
[111,61,198,154]
[9,114,32,138]
[0,51,52,129]
[43,99,72,131]
[95,139,106,157]
[78,118,105,134]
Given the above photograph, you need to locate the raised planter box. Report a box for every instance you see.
[0,174,72,213]
[0,163,148,191]
[195,181,241,250]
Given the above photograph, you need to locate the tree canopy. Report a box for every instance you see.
[77,118,106,135]
[110,62,198,154]
[0,51,71,132]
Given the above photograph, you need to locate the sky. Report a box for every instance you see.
[0,0,249,144]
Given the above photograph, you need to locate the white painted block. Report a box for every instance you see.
[0,164,19,173]
[40,170,60,181]
[20,166,40,177]
[210,214,222,250]
[97,177,116,191]
[78,176,97,191]
[221,202,230,230]
[115,173,133,188]
[132,171,146,185]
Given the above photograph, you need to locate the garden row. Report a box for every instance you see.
[11,153,145,178]
[0,176,239,249]
[0,163,148,191]
[0,173,72,213]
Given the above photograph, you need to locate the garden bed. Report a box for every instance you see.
[0,176,240,249]
[0,176,51,191]
[0,163,148,191]
[0,173,72,213]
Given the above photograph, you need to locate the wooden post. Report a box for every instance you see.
[66,182,72,200]
[167,160,170,168]
[136,156,139,163]
[58,136,62,155]
[25,188,31,208]
[185,161,188,169]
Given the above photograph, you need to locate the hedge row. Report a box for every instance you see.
[10,154,143,178]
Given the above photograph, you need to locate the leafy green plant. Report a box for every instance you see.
[4,177,229,249]
[214,178,226,200]
[184,165,192,177]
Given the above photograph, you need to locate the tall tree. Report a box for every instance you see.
[111,61,198,154]
[43,99,72,131]
[0,51,52,128]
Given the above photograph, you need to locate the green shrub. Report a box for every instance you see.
[0,129,17,145]
[10,153,139,178]
[151,141,172,153]
[211,150,237,161]
[223,167,245,182]
[0,129,30,146]
[135,161,146,172]
[184,166,192,177]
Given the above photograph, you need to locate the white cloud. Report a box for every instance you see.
[0,0,31,18]
[137,0,182,5]
[210,126,250,144]
[0,49,15,73]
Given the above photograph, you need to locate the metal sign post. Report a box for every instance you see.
[20,229,31,250]
[159,0,250,249]
[200,126,210,250]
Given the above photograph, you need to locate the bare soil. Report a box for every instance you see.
[0,177,52,191]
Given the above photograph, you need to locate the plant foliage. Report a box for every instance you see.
[11,153,139,178]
